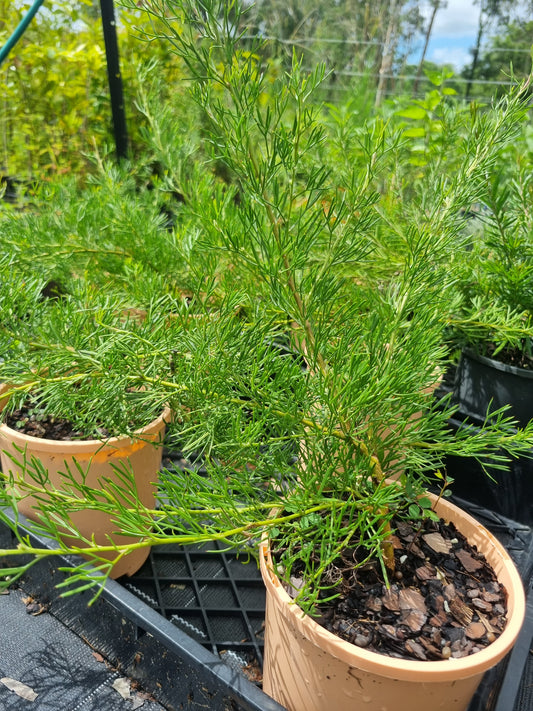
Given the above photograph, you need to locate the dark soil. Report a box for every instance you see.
[4,403,112,441]
[485,343,533,370]
[279,515,507,661]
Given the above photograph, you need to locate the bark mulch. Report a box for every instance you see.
[284,515,507,661]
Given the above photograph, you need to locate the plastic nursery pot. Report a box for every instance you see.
[259,493,526,711]
[454,348,533,427]
[444,415,533,526]
[0,385,171,578]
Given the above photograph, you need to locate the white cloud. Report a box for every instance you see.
[430,46,472,70]
[422,0,480,39]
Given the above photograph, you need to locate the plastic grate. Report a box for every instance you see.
[125,539,266,667]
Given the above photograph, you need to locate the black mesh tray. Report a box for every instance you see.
[123,540,267,675]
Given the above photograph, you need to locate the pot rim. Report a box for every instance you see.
[463,347,533,379]
[259,493,526,682]
[0,384,171,452]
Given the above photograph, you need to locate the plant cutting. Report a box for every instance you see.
[1,2,533,710]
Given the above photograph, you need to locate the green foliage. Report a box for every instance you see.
[448,144,533,357]
[1,1,108,176]
[394,68,461,167]
[0,161,199,302]
[0,0,532,613]
[0,1,190,180]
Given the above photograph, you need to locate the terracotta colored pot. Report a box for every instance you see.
[259,493,525,711]
[0,386,170,578]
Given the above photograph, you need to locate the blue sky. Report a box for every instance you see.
[418,0,481,70]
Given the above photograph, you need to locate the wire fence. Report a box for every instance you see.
[246,33,531,103]
[250,34,533,54]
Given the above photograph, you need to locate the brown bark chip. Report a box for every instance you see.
[294,515,509,661]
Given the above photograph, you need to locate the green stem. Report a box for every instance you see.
[0,503,339,562]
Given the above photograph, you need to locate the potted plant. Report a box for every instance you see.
[435,156,533,523]
[446,160,533,426]
[0,269,172,577]
[1,2,532,709]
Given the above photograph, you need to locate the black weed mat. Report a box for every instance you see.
[0,489,532,710]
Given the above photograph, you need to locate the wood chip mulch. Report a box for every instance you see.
[287,515,507,661]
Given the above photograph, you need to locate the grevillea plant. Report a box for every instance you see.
[1,0,533,611]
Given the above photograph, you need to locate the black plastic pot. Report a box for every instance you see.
[443,415,533,527]
[453,349,533,428]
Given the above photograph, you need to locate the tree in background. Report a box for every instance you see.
[413,0,447,95]
[465,19,533,96]
[245,0,423,101]
[462,0,533,99]
[464,1,506,99]
[375,0,426,105]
